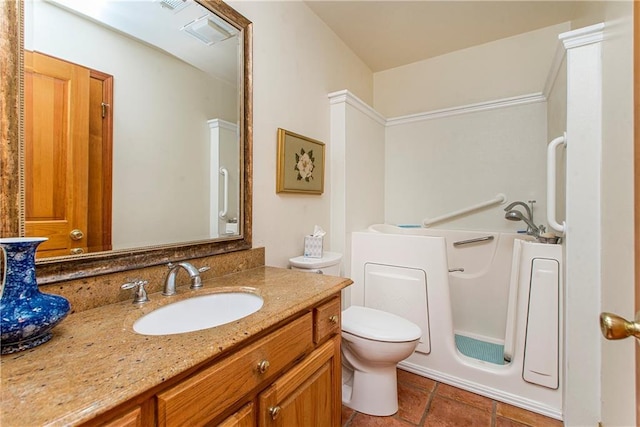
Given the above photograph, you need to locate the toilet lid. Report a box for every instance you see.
[342,306,422,342]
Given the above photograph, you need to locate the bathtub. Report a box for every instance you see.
[350,224,563,419]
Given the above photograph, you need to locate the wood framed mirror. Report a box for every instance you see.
[0,0,252,284]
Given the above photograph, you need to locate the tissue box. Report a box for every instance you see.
[304,235,323,258]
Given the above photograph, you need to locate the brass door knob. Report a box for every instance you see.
[70,248,84,255]
[329,315,339,324]
[269,406,281,420]
[257,359,270,374]
[600,312,640,340]
[69,229,85,241]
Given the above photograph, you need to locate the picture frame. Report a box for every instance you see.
[276,128,325,194]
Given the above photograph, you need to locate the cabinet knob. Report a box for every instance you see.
[69,229,85,241]
[257,359,270,374]
[70,248,84,255]
[329,315,339,324]
[269,406,281,420]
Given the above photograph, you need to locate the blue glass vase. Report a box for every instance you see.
[1,237,70,354]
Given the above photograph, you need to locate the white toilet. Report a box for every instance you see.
[341,306,421,416]
[289,251,343,275]
[288,252,422,417]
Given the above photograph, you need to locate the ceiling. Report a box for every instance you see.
[305,1,581,72]
[45,0,240,84]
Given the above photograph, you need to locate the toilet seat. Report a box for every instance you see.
[342,306,421,342]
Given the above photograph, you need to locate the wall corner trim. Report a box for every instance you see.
[559,23,605,50]
[543,41,567,99]
[328,90,386,125]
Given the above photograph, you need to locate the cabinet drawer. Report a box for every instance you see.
[313,297,341,344]
[157,313,313,427]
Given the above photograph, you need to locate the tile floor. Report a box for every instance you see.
[341,369,563,427]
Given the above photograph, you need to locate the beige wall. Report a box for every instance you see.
[373,23,570,117]
[228,1,373,268]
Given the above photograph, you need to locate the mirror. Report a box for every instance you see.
[0,0,252,283]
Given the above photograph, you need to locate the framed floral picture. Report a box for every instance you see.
[276,128,325,194]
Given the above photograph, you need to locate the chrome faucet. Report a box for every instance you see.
[504,200,546,238]
[162,262,210,296]
[121,279,150,304]
[504,201,532,220]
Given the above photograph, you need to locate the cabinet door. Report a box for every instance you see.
[258,336,341,427]
[97,406,142,427]
[218,403,255,427]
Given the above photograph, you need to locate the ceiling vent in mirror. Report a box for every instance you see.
[157,0,189,13]
[181,14,238,46]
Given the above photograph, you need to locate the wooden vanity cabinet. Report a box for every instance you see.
[156,313,315,426]
[86,295,342,427]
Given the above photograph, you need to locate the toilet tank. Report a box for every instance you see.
[289,252,342,276]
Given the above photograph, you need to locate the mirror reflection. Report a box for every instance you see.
[24,0,243,258]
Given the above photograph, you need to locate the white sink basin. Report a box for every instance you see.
[133,292,264,335]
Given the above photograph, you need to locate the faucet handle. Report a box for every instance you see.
[188,266,207,289]
[190,266,210,290]
[121,279,150,304]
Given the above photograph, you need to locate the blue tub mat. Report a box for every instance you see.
[455,334,505,365]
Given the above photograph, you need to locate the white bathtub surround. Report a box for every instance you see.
[422,193,507,228]
[559,23,629,427]
[330,91,549,234]
[384,98,548,232]
[351,227,563,419]
[329,90,386,300]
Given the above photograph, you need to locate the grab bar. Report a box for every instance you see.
[219,167,228,219]
[453,235,494,247]
[547,133,566,234]
[422,193,507,227]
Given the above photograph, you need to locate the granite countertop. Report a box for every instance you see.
[0,266,351,427]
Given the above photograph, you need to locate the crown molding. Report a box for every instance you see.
[328,90,386,125]
[207,118,238,131]
[559,22,604,50]
[329,91,546,128]
[386,93,546,127]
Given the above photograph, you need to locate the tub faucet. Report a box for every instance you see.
[504,201,532,220]
[162,262,210,296]
[504,200,546,238]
